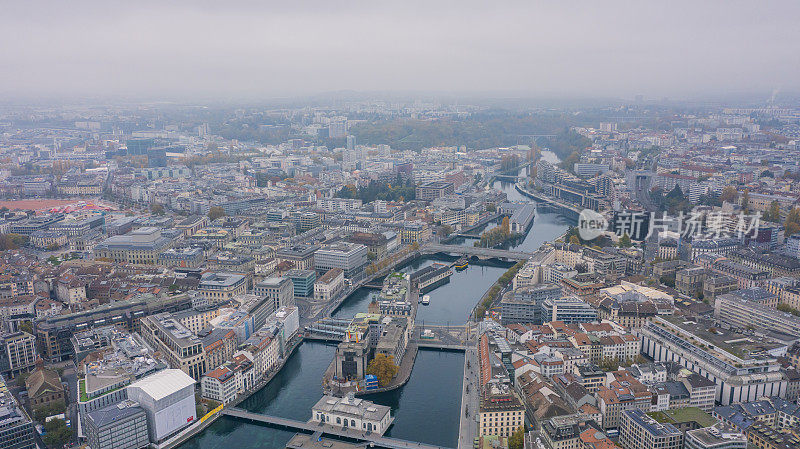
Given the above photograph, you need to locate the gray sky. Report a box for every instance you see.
[2,1,799,100]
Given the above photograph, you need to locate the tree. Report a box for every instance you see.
[501,217,510,235]
[785,208,800,237]
[569,235,581,245]
[618,233,632,248]
[440,224,453,238]
[719,186,738,204]
[42,418,72,448]
[509,426,525,449]
[763,201,781,223]
[208,206,226,221]
[660,273,676,288]
[19,321,33,334]
[367,251,377,261]
[150,203,165,215]
[366,354,398,387]
[761,170,774,178]
[741,189,750,213]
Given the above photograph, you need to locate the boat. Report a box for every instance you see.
[420,294,430,305]
[454,257,469,271]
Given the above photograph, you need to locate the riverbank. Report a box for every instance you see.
[357,342,419,396]
[159,336,303,449]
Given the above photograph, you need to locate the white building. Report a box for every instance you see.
[126,369,196,443]
[311,394,393,435]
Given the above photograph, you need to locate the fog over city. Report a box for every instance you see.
[2,1,799,100]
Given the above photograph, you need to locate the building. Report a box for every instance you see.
[313,242,368,280]
[275,244,319,270]
[714,292,800,338]
[684,423,746,449]
[254,277,294,313]
[287,269,316,298]
[311,394,393,434]
[501,284,562,325]
[0,374,35,449]
[0,332,37,377]
[619,409,683,449]
[746,422,800,449]
[542,297,598,324]
[640,316,786,405]
[415,181,454,201]
[314,268,345,303]
[198,272,247,305]
[94,227,173,264]
[139,313,207,381]
[539,414,585,449]
[25,366,65,412]
[84,400,150,449]
[478,382,525,437]
[126,369,196,443]
[157,247,204,269]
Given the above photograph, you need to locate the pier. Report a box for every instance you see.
[222,408,454,449]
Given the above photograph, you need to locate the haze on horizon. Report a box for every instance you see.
[2,1,799,102]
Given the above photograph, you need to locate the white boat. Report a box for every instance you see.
[420,294,430,305]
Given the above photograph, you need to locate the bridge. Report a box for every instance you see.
[422,243,532,260]
[223,408,453,449]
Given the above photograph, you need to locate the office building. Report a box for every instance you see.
[314,242,368,280]
[84,400,150,449]
[126,369,196,443]
[542,297,598,323]
[0,332,37,377]
[500,284,562,325]
[198,272,247,305]
[684,423,746,449]
[276,244,319,270]
[640,316,786,405]
[619,409,683,449]
[0,374,35,449]
[287,269,316,298]
[714,292,800,338]
[415,181,454,201]
[94,227,173,264]
[254,277,295,313]
[139,313,207,381]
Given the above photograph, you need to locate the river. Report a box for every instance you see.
[178,342,464,449]
[177,150,567,449]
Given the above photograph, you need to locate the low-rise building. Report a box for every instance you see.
[311,394,393,434]
[84,400,150,449]
[619,409,683,449]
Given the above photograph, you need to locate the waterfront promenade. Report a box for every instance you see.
[223,407,455,449]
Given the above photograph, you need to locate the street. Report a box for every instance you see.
[457,346,479,449]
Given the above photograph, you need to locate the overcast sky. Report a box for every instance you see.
[2,1,799,101]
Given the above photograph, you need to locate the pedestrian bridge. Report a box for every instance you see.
[222,407,454,449]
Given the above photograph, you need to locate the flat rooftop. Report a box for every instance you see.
[659,315,783,361]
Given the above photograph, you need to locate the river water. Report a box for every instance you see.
[178,150,568,449]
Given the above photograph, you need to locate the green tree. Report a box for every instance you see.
[42,418,73,448]
[618,233,632,248]
[763,201,781,223]
[509,426,525,449]
[366,354,399,387]
[208,206,226,221]
[150,203,165,215]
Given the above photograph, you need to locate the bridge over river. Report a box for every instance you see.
[422,243,533,260]
[222,407,455,449]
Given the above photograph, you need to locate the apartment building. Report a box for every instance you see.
[714,292,800,337]
[198,272,247,305]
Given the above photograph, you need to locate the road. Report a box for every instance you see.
[457,345,479,449]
